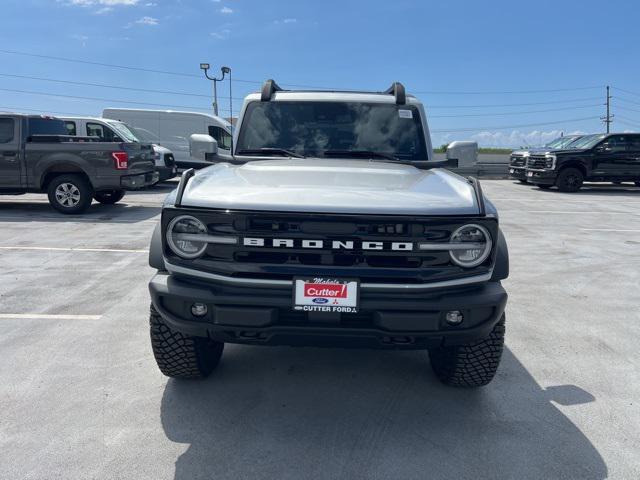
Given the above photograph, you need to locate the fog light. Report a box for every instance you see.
[445,310,464,326]
[191,303,208,317]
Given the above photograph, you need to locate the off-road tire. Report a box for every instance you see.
[429,315,505,387]
[149,304,224,379]
[556,167,584,192]
[94,189,126,205]
[537,184,552,190]
[47,174,94,214]
[517,179,528,184]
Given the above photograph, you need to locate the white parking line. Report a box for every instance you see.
[581,228,640,233]
[0,313,102,320]
[0,246,148,253]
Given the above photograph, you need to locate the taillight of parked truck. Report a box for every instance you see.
[112,152,129,170]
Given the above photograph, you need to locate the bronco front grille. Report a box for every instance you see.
[162,209,498,285]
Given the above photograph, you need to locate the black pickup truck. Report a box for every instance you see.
[0,114,158,213]
[526,133,640,192]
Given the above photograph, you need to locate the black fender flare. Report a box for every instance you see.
[491,228,509,281]
[149,222,165,271]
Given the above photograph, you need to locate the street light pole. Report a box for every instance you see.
[199,63,231,117]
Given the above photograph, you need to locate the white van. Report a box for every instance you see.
[60,116,177,182]
[102,108,233,168]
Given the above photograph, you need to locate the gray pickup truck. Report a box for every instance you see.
[148,81,509,387]
[0,114,158,213]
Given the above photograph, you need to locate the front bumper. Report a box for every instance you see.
[120,171,159,189]
[526,169,557,185]
[156,165,177,182]
[509,167,527,180]
[149,272,508,349]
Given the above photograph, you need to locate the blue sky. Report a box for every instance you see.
[1,0,639,147]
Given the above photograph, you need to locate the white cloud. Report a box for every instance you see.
[144,2,157,5]
[432,129,594,148]
[94,6,113,13]
[274,18,297,24]
[135,15,158,25]
[69,0,139,5]
[468,129,588,148]
[220,6,233,13]
[211,28,231,39]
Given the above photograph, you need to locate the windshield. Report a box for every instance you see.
[27,117,68,136]
[236,101,428,160]
[566,134,606,149]
[129,126,160,144]
[546,136,579,149]
[106,120,140,142]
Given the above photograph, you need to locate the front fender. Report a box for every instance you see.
[149,222,166,271]
[491,228,509,281]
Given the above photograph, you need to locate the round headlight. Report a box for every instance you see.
[166,215,208,259]
[449,224,492,268]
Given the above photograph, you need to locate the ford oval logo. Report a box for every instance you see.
[312,298,329,304]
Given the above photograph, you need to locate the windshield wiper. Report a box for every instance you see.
[322,149,398,161]
[236,148,305,159]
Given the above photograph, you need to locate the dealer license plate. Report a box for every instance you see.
[293,277,359,313]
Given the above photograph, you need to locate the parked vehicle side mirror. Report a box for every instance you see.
[189,134,218,161]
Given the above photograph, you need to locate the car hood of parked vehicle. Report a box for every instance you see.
[167,159,489,216]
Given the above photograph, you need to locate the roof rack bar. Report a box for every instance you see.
[384,82,406,105]
[175,168,195,207]
[261,79,284,101]
[467,176,486,216]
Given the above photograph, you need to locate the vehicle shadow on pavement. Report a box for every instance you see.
[0,201,160,223]
[160,346,606,480]
[527,184,640,196]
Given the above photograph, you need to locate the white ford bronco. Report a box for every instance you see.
[147,80,509,387]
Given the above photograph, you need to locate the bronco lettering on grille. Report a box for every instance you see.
[242,237,414,251]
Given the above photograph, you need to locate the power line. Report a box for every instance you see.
[0,72,223,99]
[431,116,601,133]
[428,97,602,109]
[415,86,604,95]
[0,49,609,95]
[0,105,94,116]
[611,86,640,98]
[430,104,601,118]
[615,96,640,107]
[0,87,232,112]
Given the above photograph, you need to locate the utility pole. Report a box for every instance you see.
[601,85,613,133]
[199,63,231,116]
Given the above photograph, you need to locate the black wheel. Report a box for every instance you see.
[518,179,528,184]
[149,304,224,379]
[556,168,584,192]
[429,315,505,387]
[538,184,553,190]
[47,174,94,214]
[94,189,126,205]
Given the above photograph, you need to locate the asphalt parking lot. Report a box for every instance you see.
[1,180,639,480]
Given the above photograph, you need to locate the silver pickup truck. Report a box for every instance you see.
[147,81,509,387]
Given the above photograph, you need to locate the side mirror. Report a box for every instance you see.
[189,134,218,161]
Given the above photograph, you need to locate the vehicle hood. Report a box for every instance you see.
[511,149,531,156]
[153,144,172,154]
[546,148,589,155]
[173,159,482,215]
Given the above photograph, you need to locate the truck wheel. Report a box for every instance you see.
[47,174,94,214]
[149,304,224,379]
[556,168,584,192]
[94,189,126,205]
[517,179,528,184]
[428,315,505,387]
[538,185,552,190]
